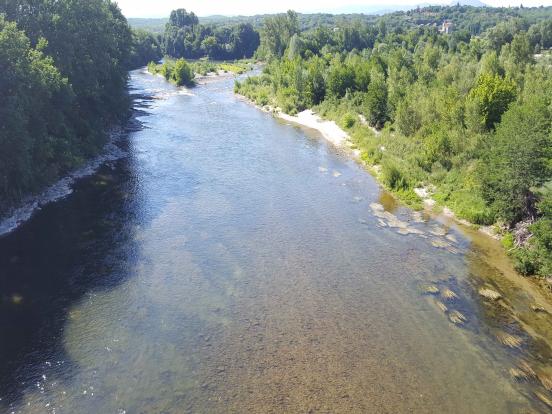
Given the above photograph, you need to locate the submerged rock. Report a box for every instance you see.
[517,360,537,380]
[534,391,552,408]
[496,332,523,349]
[441,288,458,301]
[369,202,384,212]
[411,211,425,223]
[509,368,531,381]
[424,285,440,295]
[531,304,547,313]
[430,228,447,237]
[449,310,467,325]
[435,300,448,313]
[431,238,451,249]
[479,288,502,301]
[445,233,458,243]
[538,373,552,391]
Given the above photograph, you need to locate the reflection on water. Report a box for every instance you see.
[0,69,552,413]
[377,191,399,213]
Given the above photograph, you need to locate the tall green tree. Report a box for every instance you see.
[479,98,552,224]
[262,10,299,58]
[0,16,74,209]
[469,73,517,130]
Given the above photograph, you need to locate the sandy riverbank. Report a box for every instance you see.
[278,109,350,147]
[243,101,360,154]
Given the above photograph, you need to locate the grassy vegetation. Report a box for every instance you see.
[148,58,254,86]
[192,59,254,75]
[148,58,195,86]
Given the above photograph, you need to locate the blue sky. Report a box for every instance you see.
[116,0,552,18]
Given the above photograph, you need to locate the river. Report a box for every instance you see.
[1,69,551,413]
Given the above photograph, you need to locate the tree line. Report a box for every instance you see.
[163,9,260,60]
[0,0,159,214]
[236,7,552,278]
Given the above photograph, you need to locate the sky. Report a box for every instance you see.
[116,0,552,18]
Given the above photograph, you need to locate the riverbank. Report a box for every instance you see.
[250,104,351,147]
[0,94,147,237]
[194,69,239,85]
[239,93,552,300]
[240,97,498,237]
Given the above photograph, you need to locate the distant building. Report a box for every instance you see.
[439,20,454,34]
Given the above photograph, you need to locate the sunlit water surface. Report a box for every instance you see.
[1,69,551,413]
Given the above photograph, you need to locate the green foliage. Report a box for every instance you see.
[129,29,163,69]
[381,160,410,192]
[341,113,357,129]
[327,62,355,98]
[147,58,196,86]
[512,193,552,277]
[0,1,133,213]
[479,98,552,225]
[363,69,388,129]
[163,8,260,60]
[261,10,299,58]
[395,98,422,137]
[305,57,326,105]
[501,232,515,250]
[469,73,517,130]
[172,58,193,86]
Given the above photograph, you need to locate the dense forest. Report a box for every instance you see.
[162,9,260,60]
[0,0,161,215]
[236,6,552,278]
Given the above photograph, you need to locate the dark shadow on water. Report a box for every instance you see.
[0,97,151,408]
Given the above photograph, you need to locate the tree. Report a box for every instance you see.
[230,23,260,58]
[172,58,194,86]
[479,98,552,224]
[162,10,260,60]
[169,9,198,29]
[469,73,516,130]
[363,69,388,129]
[326,59,355,98]
[262,10,299,58]
[201,36,219,59]
[305,57,326,105]
[129,29,162,69]
[287,33,304,59]
[0,1,133,213]
[0,15,73,210]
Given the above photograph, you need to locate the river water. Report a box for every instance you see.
[1,69,551,413]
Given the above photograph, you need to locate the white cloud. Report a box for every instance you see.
[114,0,552,18]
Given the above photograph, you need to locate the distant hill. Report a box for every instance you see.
[129,14,380,33]
[128,4,552,36]
[127,18,167,34]
[449,0,488,6]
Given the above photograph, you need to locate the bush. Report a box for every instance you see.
[382,160,410,191]
[448,189,495,225]
[172,58,194,86]
[341,113,357,129]
[513,248,538,276]
[501,232,515,250]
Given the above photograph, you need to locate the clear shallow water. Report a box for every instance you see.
[0,69,551,413]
